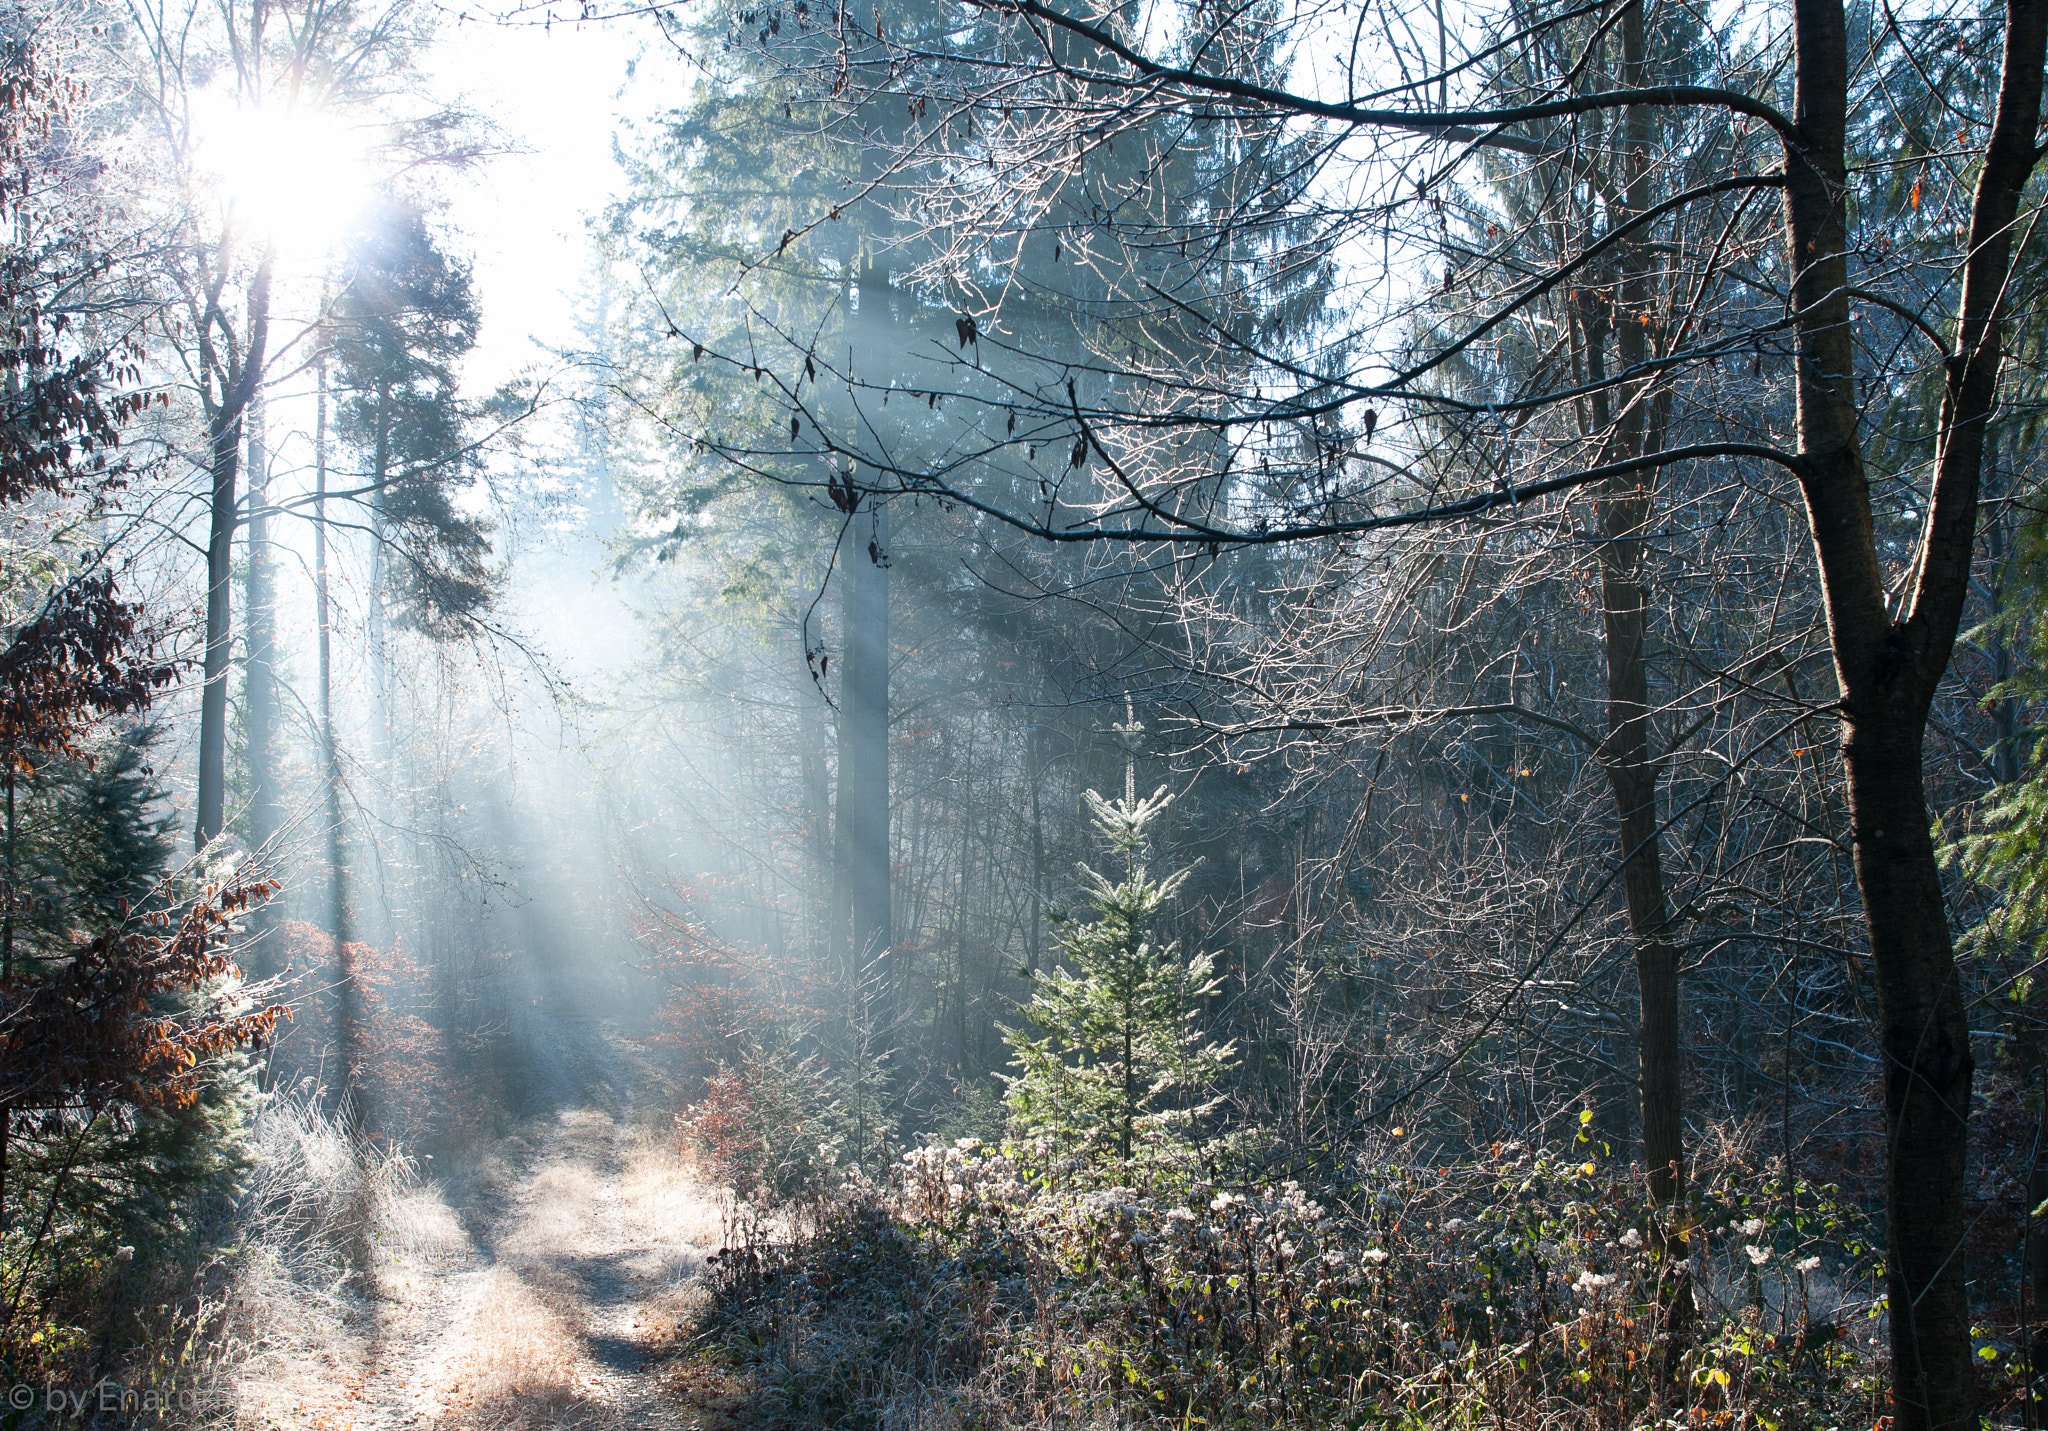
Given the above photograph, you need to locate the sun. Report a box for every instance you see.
[188,93,374,260]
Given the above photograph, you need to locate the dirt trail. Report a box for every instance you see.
[236,1060,727,1430]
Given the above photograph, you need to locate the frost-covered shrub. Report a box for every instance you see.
[698,1132,1890,1431]
[676,1038,894,1213]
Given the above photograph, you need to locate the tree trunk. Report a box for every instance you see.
[1779,0,2046,1425]
[1596,469,1689,1218]
[1579,269,1687,1268]
[240,391,282,977]
[1028,727,1047,978]
[368,380,393,775]
[1601,0,1689,1229]
[799,666,834,964]
[243,392,281,863]
[316,344,349,947]
[195,414,242,853]
[313,342,362,1128]
[838,498,892,1035]
[1547,5,1689,1265]
[194,258,272,853]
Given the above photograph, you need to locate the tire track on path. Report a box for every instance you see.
[240,1029,721,1431]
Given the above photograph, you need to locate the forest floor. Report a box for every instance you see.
[231,1023,752,1431]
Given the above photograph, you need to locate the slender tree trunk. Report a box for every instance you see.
[1596,388,1687,1223]
[1778,0,2047,1425]
[240,392,282,978]
[195,415,242,852]
[368,381,393,775]
[195,257,273,853]
[337,933,364,1130]
[1580,284,1687,1263]
[1028,747,1046,979]
[348,379,390,1121]
[313,342,362,1128]
[951,738,975,1070]
[799,667,833,962]
[243,392,280,865]
[316,344,348,946]
[1549,9,1688,1264]
[1602,0,1689,1230]
[839,499,892,1036]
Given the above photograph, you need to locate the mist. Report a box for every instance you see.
[0,0,2039,1424]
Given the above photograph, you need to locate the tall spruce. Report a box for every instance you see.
[322,195,490,1111]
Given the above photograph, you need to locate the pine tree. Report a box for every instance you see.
[16,724,176,963]
[330,196,496,646]
[1000,779,1233,1177]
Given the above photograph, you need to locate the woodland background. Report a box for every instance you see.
[0,0,2042,1425]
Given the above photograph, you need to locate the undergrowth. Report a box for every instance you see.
[690,1133,1897,1431]
[0,1087,435,1429]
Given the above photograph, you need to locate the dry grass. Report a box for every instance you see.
[219,1098,728,1430]
[661,1357,763,1431]
[501,1160,602,1259]
[225,1091,466,1429]
[618,1127,723,1279]
[421,1268,605,1430]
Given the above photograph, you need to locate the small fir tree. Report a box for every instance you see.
[1000,779,1234,1176]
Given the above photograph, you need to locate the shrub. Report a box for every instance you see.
[694,1132,1889,1431]
[677,1039,890,1212]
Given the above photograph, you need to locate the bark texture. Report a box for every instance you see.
[1779,0,2047,1424]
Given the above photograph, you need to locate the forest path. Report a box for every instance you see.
[237,1034,727,1431]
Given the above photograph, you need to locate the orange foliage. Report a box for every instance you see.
[0,877,285,1114]
[273,920,496,1146]
[637,876,826,1078]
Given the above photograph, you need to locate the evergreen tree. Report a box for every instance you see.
[321,195,493,1117]
[1000,779,1233,1176]
[16,724,176,962]
[330,196,496,646]
[1951,511,2048,956]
